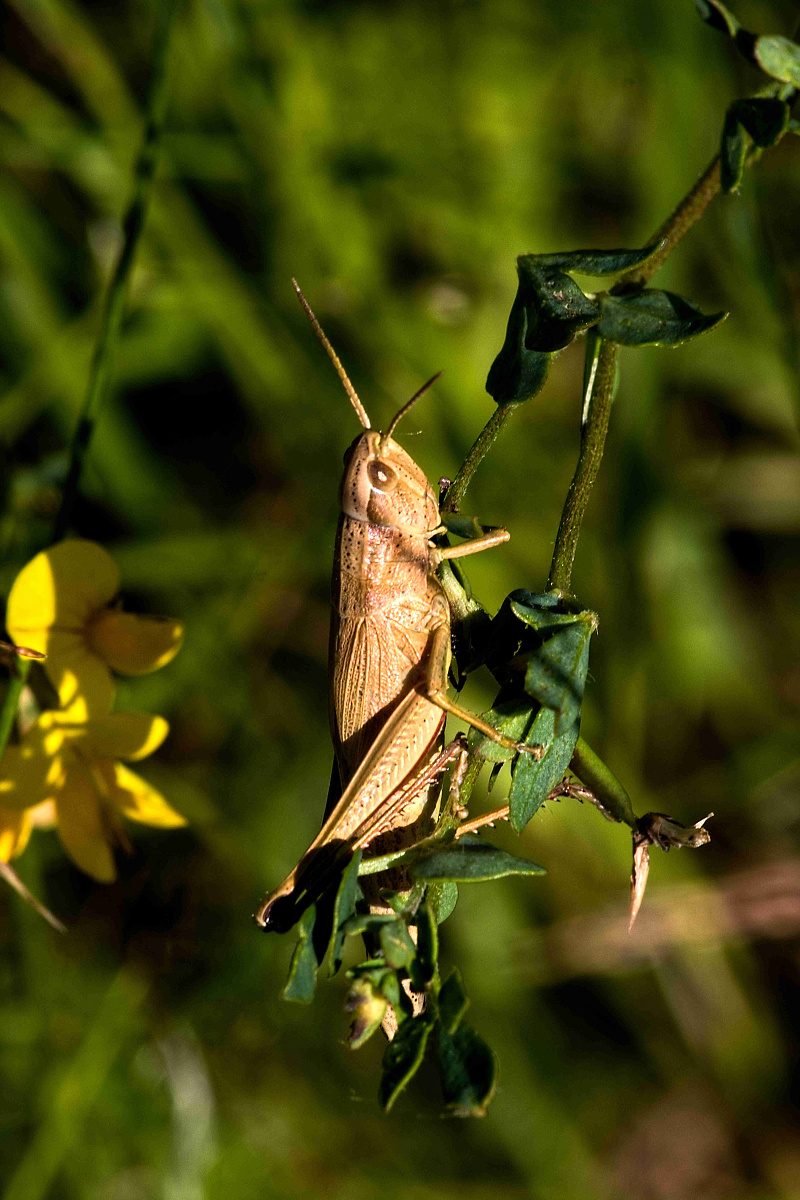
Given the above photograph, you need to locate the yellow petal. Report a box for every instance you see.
[87,611,184,675]
[106,762,187,828]
[0,807,32,861]
[0,728,66,809]
[55,766,116,882]
[82,711,169,762]
[41,632,115,715]
[7,540,120,640]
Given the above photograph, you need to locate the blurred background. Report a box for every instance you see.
[1,0,800,1196]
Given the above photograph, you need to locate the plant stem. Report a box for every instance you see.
[547,335,619,592]
[443,402,521,513]
[52,0,178,541]
[615,155,722,291]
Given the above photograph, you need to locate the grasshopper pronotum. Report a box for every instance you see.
[255,282,538,933]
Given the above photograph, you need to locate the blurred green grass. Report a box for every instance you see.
[1,0,800,1196]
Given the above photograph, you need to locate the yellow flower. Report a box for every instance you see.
[6,539,183,714]
[0,701,185,882]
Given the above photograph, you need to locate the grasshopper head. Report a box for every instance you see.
[341,430,439,534]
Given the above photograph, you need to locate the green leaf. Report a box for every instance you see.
[721,104,748,192]
[721,98,790,191]
[731,98,790,146]
[528,245,658,275]
[379,1017,433,1111]
[485,278,551,404]
[413,901,438,984]
[427,880,459,924]
[469,696,535,763]
[509,704,580,832]
[438,969,470,1034]
[598,290,727,347]
[326,848,363,976]
[379,919,418,971]
[437,1023,498,1117]
[412,835,546,882]
[516,259,600,351]
[439,513,487,540]
[524,612,595,735]
[755,35,800,87]
[694,0,740,38]
[281,905,319,1004]
[342,911,402,936]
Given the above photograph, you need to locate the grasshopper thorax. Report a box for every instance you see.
[341,430,439,535]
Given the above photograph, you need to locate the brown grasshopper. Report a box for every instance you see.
[255,282,538,933]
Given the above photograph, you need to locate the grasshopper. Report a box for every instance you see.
[255,282,538,933]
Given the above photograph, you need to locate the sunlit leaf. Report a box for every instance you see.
[754,35,800,87]
[509,705,581,832]
[427,881,459,924]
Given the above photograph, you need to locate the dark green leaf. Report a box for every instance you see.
[509,704,581,832]
[438,969,470,1034]
[485,278,551,404]
[379,1017,433,1111]
[427,881,459,924]
[755,35,800,87]
[731,98,789,147]
[598,290,727,347]
[281,905,318,1003]
[413,901,438,985]
[524,612,595,735]
[379,919,417,970]
[439,513,487,540]
[516,259,600,351]
[527,245,658,275]
[412,835,546,882]
[326,848,363,976]
[721,104,747,192]
[437,1023,498,1117]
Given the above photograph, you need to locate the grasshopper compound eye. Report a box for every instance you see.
[367,460,398,492]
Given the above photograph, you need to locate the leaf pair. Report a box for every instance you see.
[696,1,800,89]
[486,249,726,405]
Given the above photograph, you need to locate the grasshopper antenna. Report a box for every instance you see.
[292,279,371,429]
[382,371,443,444]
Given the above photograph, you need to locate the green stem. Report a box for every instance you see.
[547,335,619,592]
[0,659,31,769]
[52,0,178,542]
[569,736,636,827]
[443,402,521,513]
[615,155,722,291]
